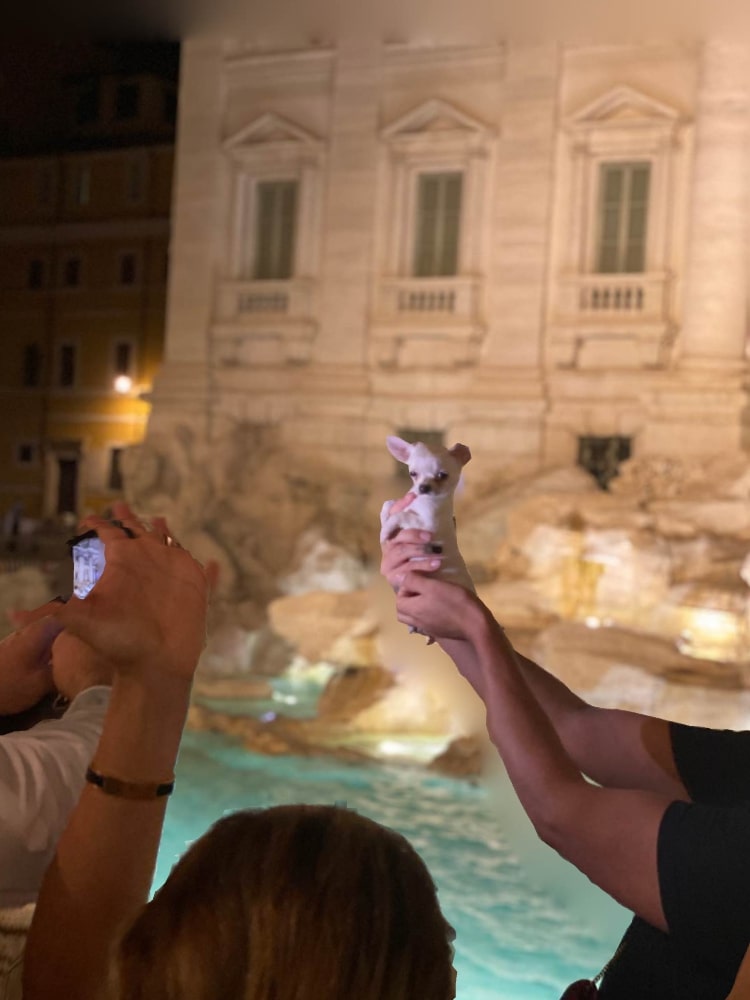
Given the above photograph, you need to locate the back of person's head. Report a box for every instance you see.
[115,804,456,1000]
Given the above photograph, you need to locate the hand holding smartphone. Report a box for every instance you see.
[68,520,139,599]
[67,530,107,599]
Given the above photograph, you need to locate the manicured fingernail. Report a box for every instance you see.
[428,559,442,569]
[418,532,431,542]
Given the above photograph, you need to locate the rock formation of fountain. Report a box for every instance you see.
[112,431,750,772]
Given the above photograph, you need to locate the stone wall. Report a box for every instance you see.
[149,35,750,493]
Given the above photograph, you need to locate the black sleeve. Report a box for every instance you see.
[658,799,750,983]
[670,722,750,805]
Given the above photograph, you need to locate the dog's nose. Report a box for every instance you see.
[418,483,432,494]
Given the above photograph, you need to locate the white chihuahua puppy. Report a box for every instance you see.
[380,435,475,594]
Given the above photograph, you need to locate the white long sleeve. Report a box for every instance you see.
[0,687,110,907]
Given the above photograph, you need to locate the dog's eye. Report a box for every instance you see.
[436,471,449,481]
[409,470,416,478]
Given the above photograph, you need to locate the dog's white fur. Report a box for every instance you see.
[380,435,475,593]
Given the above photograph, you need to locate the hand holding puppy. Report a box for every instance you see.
[394,570,488,642]
[380,510,444,593]
[379,436,474,593]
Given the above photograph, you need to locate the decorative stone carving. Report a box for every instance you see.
[122,422,374,626]
[369,96,494,371]
[216,110,324,368]
[551,85,687,372]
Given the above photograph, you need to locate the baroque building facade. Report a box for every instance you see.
[149,35,750,489]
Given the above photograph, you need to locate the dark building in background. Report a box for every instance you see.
[0,41,178,520]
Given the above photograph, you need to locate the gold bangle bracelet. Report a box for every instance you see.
[85,766,175,800]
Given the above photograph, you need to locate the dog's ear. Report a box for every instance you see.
[386,436,412,464]
[449,443,472,467]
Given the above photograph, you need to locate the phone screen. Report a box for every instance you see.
[71,534,106,599]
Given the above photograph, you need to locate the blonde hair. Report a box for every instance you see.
[116,805,455,1000]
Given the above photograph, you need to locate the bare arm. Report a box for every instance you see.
[23,512,208,1000]
[24,673,192,999]
[381,528,686,800]
[396,572,671,931]
[728,944,750,1000]
[443,636,685,798]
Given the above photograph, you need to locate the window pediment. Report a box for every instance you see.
[375,98,493,283]
[552,85,685,370]
[223,112,324,285]
[568,86,685,134]
[381,98,494,149]
[223,112,323,159]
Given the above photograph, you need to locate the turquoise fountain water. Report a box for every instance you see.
[156,725,627,1000]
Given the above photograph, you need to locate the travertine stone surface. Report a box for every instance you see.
[152,34,750,480]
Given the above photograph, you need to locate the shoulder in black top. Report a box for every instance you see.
[670,721,750,805]
[595,721,750,999]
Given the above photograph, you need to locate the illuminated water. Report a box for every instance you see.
[156,729,627,999]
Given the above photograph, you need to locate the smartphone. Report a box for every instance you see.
[67,529,106,599]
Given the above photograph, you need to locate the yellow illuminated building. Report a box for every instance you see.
[0,53,176,519]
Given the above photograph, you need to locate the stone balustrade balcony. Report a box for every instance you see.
[549,271,675,369]
[555,271,671,324]
[369,276,485,369]
[217,278,316,322]
[213,278,317,366]
[375,275,481,322]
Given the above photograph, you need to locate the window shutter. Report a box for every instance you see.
[254,184,275,279]
[253,180,298,280]
[413,172,463,277]
[115,342,132,375]
[624,165,650,273]
[439,173,462,276]
[597,165,624,273]
[596,162,650,274]
[60,345,76,387]
[277,181,297,279]
[414,175,438,276]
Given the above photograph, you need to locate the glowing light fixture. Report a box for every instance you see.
[113,374,133,394]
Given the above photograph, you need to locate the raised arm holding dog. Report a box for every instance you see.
[381,513,683,799]
[382,514,750,999]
